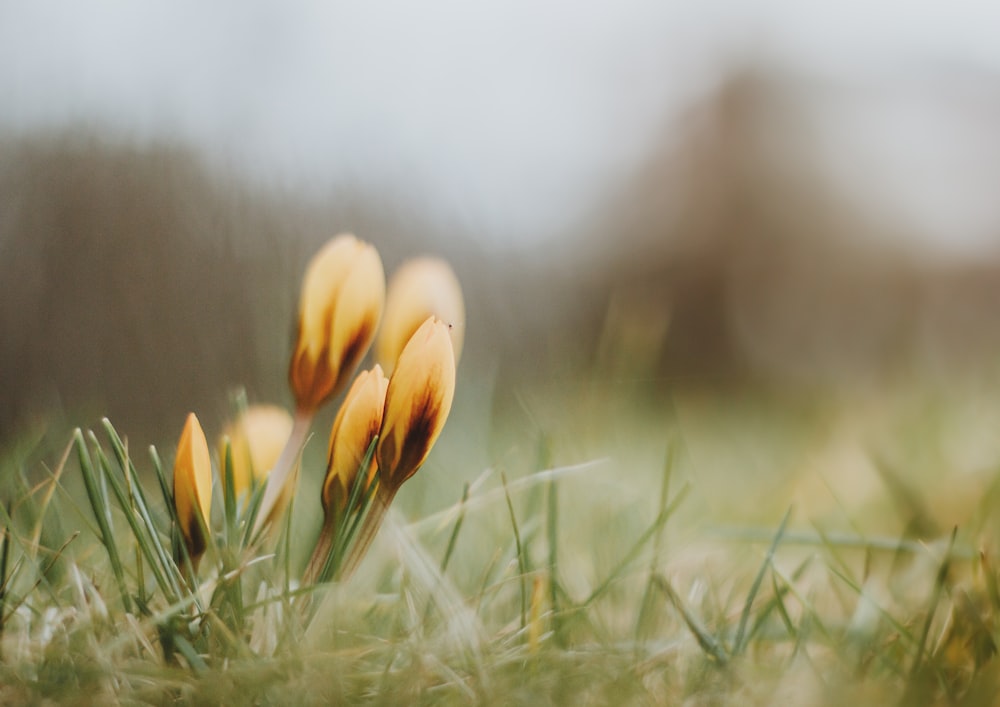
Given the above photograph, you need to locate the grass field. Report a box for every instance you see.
[3,365,1000,706]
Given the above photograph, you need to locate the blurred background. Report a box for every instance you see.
[3,2,1000,522]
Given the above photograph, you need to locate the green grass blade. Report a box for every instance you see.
[113,431,193,598]
[74,430,132,612]
[654,574,728,665]
[733,505,792,656]
[241,480,268,550]
[102,421,173,540]
[5,532,80,617]
[710,527,975,560]
[283,490,294,597]
[500,470,528,630]
[547,470,561,646]
[825,563,917,648]
[635,441,676,644]
[89,434,177,603]
[303,436,380,588]
[769,567,797,640]
[121,447,188,599]
[910,526,957,679]
[172,633,208,674]
[584,482,691,607]
[149,444,198,593]
[420,482,471,627]
[222,438,237,547]
[440,482,469,574]
[0,499,11,631]
[746,554,813,645]
[149,446,176,524]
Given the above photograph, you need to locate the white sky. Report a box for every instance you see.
[3,1,1000,254]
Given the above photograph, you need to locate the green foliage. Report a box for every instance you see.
[3,393,1000,705]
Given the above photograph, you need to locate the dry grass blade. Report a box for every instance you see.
[407,459,609,533]
[909,526,957,680]
[28,438,73,557]
[381,510,490,688]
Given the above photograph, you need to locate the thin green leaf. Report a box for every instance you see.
[636,440,676,645]
[733,505,792,655]
[324,436,380,583]
[149,446,175,521]
[654,574,728,665]
[0,500,11,630]
[500,470,528,630]
[99,424,184,595]
[222,438,238,547]
[74,430,131,612]
[1,531,79,621]
[584,482,691,607]
[172,633,208,674]
[910,526,957,679]
[89,434,177,603]
[440,482,470,574]
[241,479,268,550]
[546,465,561,647]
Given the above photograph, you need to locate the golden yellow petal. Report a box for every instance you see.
[327,244,385,387]
[298,234,362,359]
[220,404,293,498]
[376,317,456,489]
[376,258,464,374]
[173,412,212,557]
[322,365,389,514]
[288,234,386,411]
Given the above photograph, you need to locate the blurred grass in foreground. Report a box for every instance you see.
[3,371,1000,705]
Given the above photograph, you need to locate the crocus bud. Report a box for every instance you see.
[322,365,389,517]
[376,317,456,490]
[289,234,386,412]
[376,257,464,374]
[173,412,213,564]
[220,404,293,498]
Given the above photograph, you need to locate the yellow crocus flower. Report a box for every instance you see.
[376,317,456,491]
[322,365,389,517]
[173,412,212,564]
[289,234,385,413]
[376,257,464,374]
[220,405,293,496]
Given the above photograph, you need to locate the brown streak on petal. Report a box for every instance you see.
[188,516,206,560]
[338,320,374,380]
[394,392,440,485]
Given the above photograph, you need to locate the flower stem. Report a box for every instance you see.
[339,486,395,581]
[302,511,337,586]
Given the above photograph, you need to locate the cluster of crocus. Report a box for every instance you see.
[305,316,457,582]
[170,233,462,584]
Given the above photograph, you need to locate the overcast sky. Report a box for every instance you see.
[3,1,1000,254]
